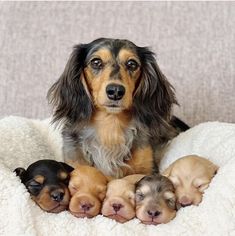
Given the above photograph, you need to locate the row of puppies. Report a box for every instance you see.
[14,155,218,225]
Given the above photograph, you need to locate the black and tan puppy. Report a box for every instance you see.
[14,159,74,213]
[135,174,177,225]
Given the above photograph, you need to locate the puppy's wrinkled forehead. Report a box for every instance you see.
[85,38,139,61]
[136,175,174,194]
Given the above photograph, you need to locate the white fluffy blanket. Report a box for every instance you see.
[0,116,235,236]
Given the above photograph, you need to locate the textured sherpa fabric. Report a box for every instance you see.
[0,116,235,236]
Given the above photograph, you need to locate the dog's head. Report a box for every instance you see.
[163,155,218,207]
[68,164,109,218]
[101,178,136,223]
[14,159,74,213]
[135,174,177,225]
[48,38,177,135]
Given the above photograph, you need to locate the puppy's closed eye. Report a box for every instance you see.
[164,191,176,209]
[128,191,135,200]
[26,180,43,196]
[69,183,79,194]
[135,191,145,201]
[195,183,209,193]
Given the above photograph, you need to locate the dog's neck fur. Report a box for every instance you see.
[91,110,131,147]
[79,111,134,177]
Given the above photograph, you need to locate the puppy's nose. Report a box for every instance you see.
[112,203,123,212]
[179,196,192,207]
[106,84,125,100]
[51,191,64,202]
[81,203,93,212]
[147,210,161,218]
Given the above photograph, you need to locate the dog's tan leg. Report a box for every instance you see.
[123,145,154,176]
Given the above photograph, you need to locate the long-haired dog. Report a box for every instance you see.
[48,38,185,177]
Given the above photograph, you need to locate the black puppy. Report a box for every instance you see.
[14,159,74,213]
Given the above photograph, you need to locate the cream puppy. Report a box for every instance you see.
[101,174,144,223]
[163,155,218,207]
[69,165,109,218]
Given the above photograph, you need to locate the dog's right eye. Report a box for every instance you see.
[126,59,139,71]
[136,192,145,201]
[90,58,103,70]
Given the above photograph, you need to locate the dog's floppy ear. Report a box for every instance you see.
[47,44,93,124]
[59,162,74,173]
[14,167,26,180]
[134,47,178,141]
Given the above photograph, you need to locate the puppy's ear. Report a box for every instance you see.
[134,47,178,142]
[14,167,26,180]
[212,164,219,175]
[164,191,177,210]
[59,162,74,173]
[47,44,93,124]
[162,164,172,178]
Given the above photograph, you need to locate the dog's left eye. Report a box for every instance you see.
[126,59,139,71]
[90,58,103,70]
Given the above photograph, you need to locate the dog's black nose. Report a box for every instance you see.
[51,191,64,202]
[147,210,161,218]
[81,203,93,212]
[106,84,125,100]
[112,203,123,212]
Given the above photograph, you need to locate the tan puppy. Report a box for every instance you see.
[101,174,144,223]
[135,174,177,225]
[68,165,109,218]
[163,155,218,207]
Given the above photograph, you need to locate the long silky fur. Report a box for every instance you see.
[47,38,179,177]
[47,44,93,125]
[134,47,178,144]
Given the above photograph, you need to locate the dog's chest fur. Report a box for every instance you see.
[63,117,150,177]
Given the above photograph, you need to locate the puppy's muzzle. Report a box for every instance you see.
[106,83,125,101]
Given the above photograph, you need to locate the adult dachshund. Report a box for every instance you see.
[48,38,188,178]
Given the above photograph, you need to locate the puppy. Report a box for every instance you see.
[68,165,109,218]
[163,155,218,207]
[47,38,189,178]
[101,174,144,223]
[135,174,177,225]
[14,159,74,213]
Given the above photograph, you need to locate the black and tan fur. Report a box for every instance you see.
[48,38,187,177]
[14,159,74,213]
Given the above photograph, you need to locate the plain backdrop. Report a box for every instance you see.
[0,1,234,126]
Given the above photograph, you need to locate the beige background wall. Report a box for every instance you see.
[0,2,234,126]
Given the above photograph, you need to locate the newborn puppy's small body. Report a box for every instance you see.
[14,159,74,213]
[69,165,109,218]
[163,155,218,207]
[101,174,144,223]
[135,174,177,225]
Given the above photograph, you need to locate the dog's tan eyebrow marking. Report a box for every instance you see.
[138,185,151,194]
[34,175,45,184]
[118,49,140,64]
[89,48,113,63]
[58,171,68,180]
